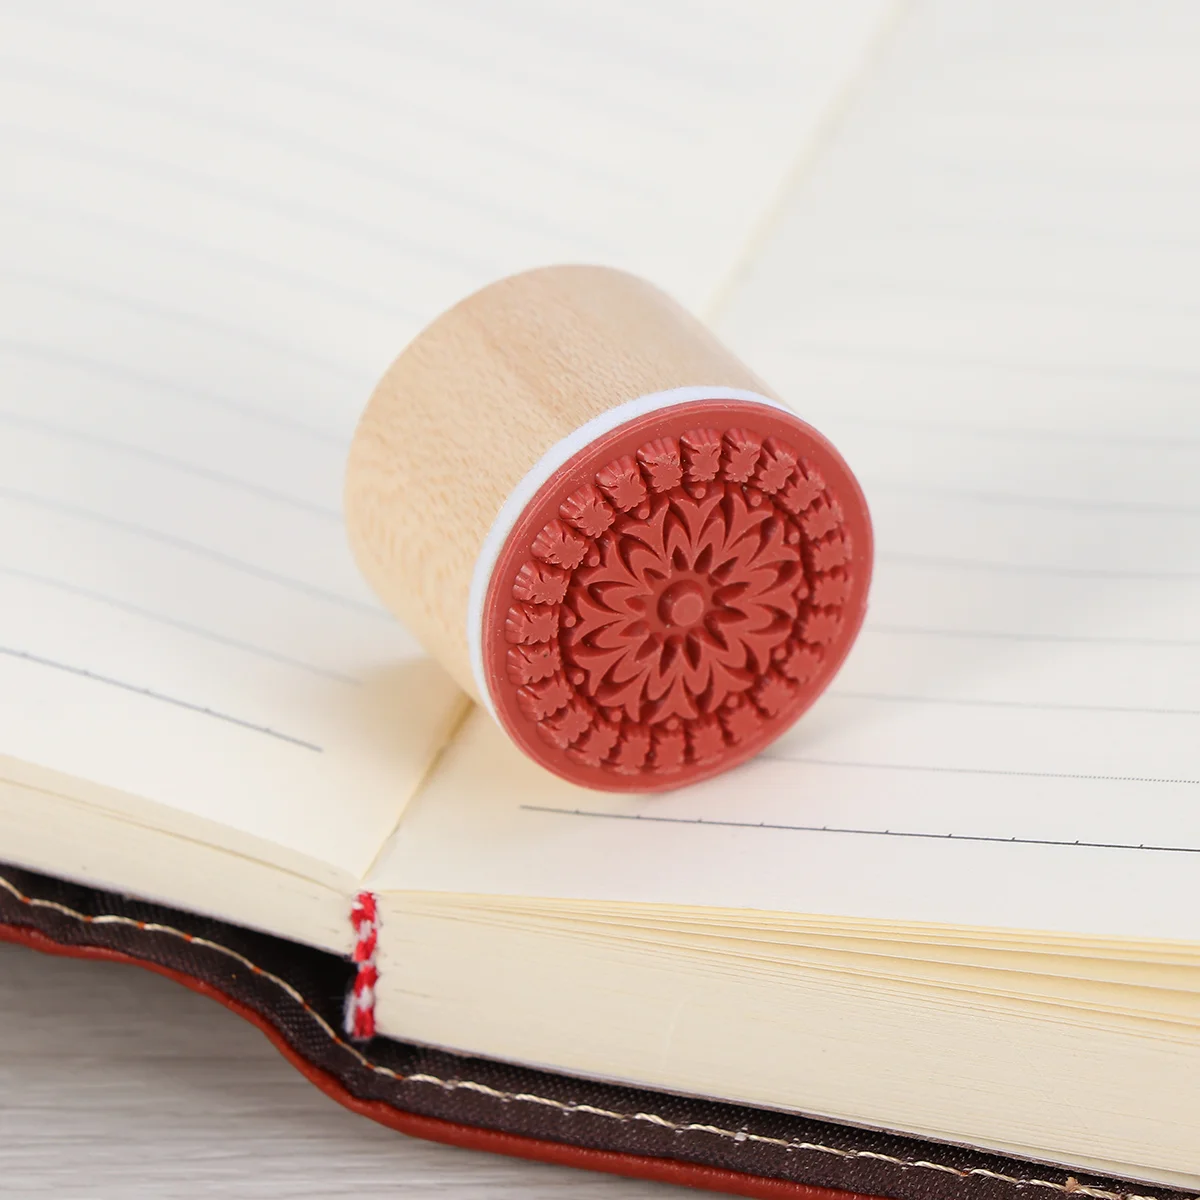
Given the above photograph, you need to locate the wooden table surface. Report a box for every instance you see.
[0,941,686,1198]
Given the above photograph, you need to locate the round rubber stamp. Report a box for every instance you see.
[478,394,870,791]
[345,266,873,794]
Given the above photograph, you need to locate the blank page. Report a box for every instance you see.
[374,0,1200,943]
[0,3,892,887]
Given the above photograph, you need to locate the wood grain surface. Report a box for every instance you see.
[345,265,776,702]
[0,942,683,1199]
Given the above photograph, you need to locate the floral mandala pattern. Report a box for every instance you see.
[490,419,864,787]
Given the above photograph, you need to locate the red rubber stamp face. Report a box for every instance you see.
[483,399,872,792]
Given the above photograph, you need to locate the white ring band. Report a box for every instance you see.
[466,385,788,718]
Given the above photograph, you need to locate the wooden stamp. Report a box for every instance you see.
[345,266,872,791]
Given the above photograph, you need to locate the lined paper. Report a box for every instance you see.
[0,2,892,886]
[376,0,1200,941]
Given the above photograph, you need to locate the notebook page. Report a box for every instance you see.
[372,0,1200,943]
[0,3,893,889]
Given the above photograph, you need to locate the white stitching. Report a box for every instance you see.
[0,873,1185,1200]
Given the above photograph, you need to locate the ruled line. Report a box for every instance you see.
[278,9,702,132]
[0,645,322,751]
[869,482,1200,517]
[785,275,1200,319]
[19,4,631,192]
[0,124,499,280]
[0,565,357,683]
[0,60,612,253]
[884,214,1200,255]
[0,338,347,445]
[824,414,1200,448]
[774,338,1200,389]
[0,487,389,619]
[828,690,1200,718]
[914,100,1200,125]
[756,756,1200,787]
[425,2,759,93]
[863,624,1200,649]
[519,805,1200,854]
[907,149,1200,193]
[0,409,341,522]
[8,269,364,383]
[0,192,424,320]
[880,552,1200,581]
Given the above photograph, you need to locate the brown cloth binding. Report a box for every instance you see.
[0,862,1185,1200]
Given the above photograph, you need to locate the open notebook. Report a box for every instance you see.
[2,0,1198,1192]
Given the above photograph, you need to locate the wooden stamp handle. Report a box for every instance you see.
[345,266,872,792]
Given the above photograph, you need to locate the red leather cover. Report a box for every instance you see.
[0,863,1182,1200]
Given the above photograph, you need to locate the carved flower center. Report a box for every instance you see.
[657,579,706,628]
